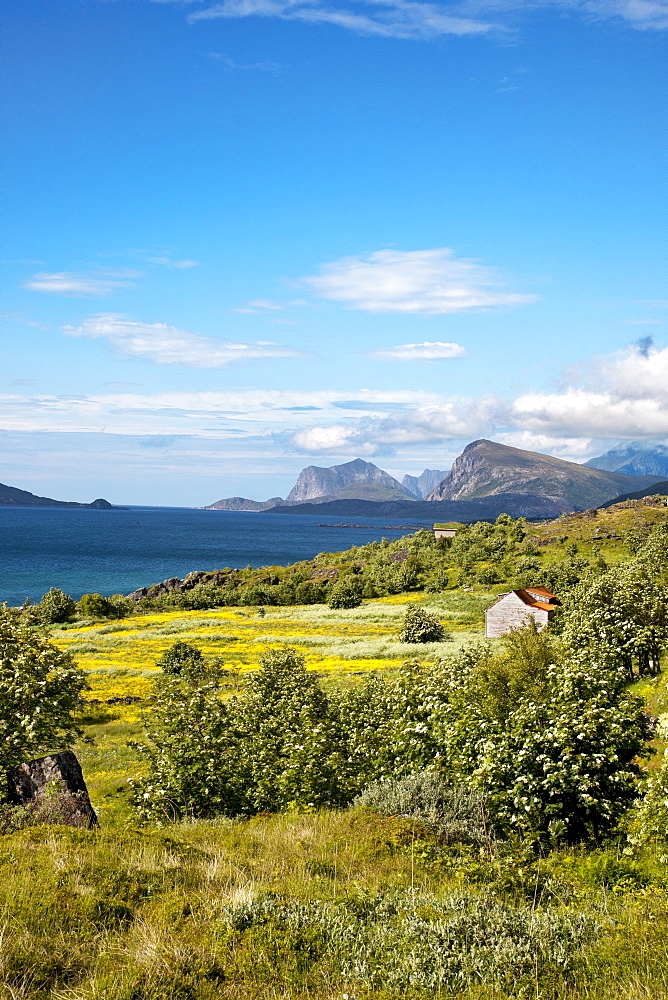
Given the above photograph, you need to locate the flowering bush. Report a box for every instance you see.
[399,603,448,643]
[0,613,87,771]
[37,587,76,624]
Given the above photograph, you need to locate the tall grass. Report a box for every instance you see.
[1,810,666,999]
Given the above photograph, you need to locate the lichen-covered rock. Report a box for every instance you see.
[6,750,98,829]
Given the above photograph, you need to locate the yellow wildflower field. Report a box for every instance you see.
[53,591,487,702]
[50,590,488,824]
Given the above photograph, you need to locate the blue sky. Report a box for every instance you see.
[1,0,666,505]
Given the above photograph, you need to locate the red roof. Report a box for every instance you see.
[515,586,561,610]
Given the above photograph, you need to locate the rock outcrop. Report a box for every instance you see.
[425,440,664,510]
[6,751,98,829]
[203,496,285,511]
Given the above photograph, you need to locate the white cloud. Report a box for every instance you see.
[145,256,200,269]
[510,342,668,438]
[0,387,442,437]
[188,0,668,38]
[302,248,537,314]
[190,0,499,39]
[62,314,305,368]
[291,396,503,454]
[4,342,667,467]
[288,341,668,454]
[22,271,138,297]
[371,341,468,361]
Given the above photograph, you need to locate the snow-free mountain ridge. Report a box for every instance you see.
[425,440,664,510]
[585,441,668,478]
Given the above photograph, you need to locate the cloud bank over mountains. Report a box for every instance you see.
[3,342,667,465]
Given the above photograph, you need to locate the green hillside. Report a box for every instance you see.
[2,494,668,999]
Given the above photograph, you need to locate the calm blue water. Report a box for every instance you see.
[0,507,434,606]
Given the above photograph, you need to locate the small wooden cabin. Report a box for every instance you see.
[485,586,561,638]
[434,522,459,539]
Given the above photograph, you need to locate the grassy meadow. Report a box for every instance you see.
[3,498,668,999]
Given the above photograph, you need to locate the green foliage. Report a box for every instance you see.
[134,648,349,819]
[232,647,348,812]
[562,563,668,676]
[224,891,595,995]
[156,640,204,677]
[399,603,448,643]
[77,593,115,619]
[328,577,362,609]
[425,632,653,843]
[107,593,134,617]
[0,613,87,771]
[355,771,492,846]
[130,679,243,821]
[626,715,668,859]
[37,587,76,623]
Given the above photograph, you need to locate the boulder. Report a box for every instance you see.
[6,750,98,829]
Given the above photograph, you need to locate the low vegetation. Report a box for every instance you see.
[1,496,668,997]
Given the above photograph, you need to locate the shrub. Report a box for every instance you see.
[232,647,348,812]
[130,679,244,821]
[134,648,350,819]
[77,593,114,619]
[328,579,362,609]
[37,588,76,624]
[107,594,134,617]
[156,640,204,677]
[427,636,653,843]
[355,771,493,846]
[0,613,86,771]
[399,603,447,643]
[626,714,668,858]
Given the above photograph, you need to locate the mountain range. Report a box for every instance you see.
[205,441,666,515]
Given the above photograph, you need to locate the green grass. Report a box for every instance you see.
[1,812,666,999]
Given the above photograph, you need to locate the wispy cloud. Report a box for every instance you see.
[144,255,200,269]
[0,312,49,330]
[22,270,139,297]
[190,0,499,39]
[62,314,306,368]
[371,341,468,361]
[206,51,282,70]
[232,299,285,313]
[187,0,668,38]
[302,248,536,314]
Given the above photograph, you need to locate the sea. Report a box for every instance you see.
[0,506,436,607]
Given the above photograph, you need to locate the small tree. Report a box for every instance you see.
[0,614,86,771]
[77,593,114,619]
[156,640,204,677]
[427,638,652,843]
[400,603,447,643]
[232,647,347,812]
[37,588,76,624]
[328,578,362,609]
